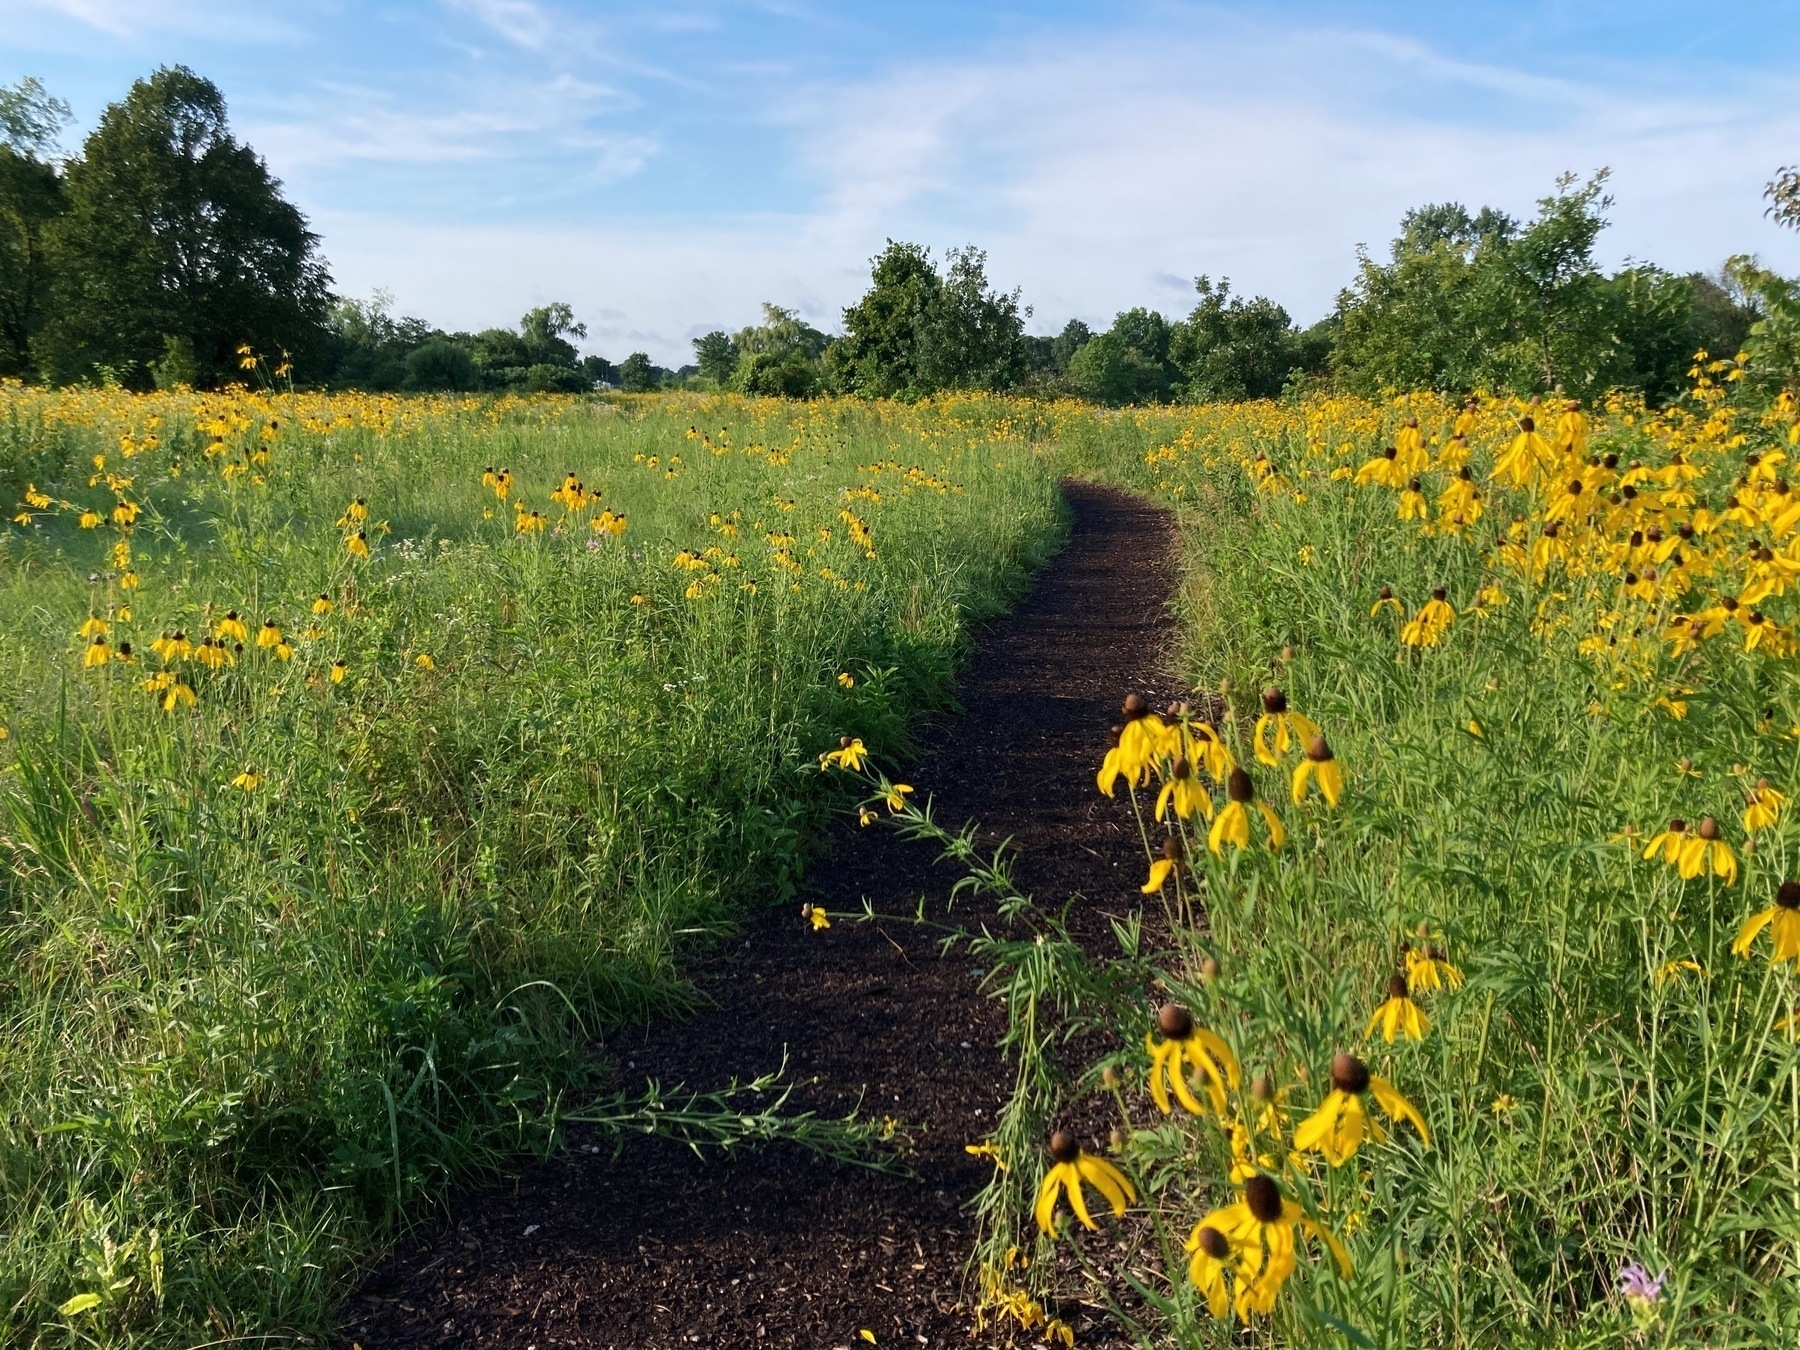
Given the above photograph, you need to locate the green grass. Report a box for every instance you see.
[958,389,1800,1347]
[0,386,1064,1346]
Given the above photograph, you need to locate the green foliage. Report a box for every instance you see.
[1334,172,1757,403]
[39,67,331,387]
[0,144,63,378]
[403,338,477,391]
[618,351,656,391]
[0,77,71,157]
[1171,276,1322,401]
[1768,166,1800,235]
[833,242,1026,399]
[693,329,738,385]
[729,303,829,397]
[0,389,1062,1346]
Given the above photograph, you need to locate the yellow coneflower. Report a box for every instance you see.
[231,770,260,792]
[1186,1224,1233,1319]
[1290,735,1343,807]
[1253,689,1319,766]
[1209,768,1285,856]
[820,736,868,771]
[83,636,110,667]
[1142,835,1182,893]
[256,620,283,649]
[1175,716,1234,781]
[1366,973,1429,1042]
[113,641,134,665]
[1493,414,1551,487]
[1397,478,1427,521]
[1399,588,1455,648]
[802,903,830,931]
[1744,779,1786,833]
[837,672,855,689]
[1116,693,1168,782]
[215,610,248,642]
[1369,585,1402,616]
[1404,943,1464,992]
[347,531,370,559]
[1643,818,1689,865]
[1732,880,1800,965]
[1292,1052,1429,1166]
[1653,958,1703,988]
[313,593,334,615]
[884,783,913,813]
[162,681,197,711]
[1679,817,1737,884]
[78,616,109,639]
[1035,1132,1136,1236]
[1190,1173,1351,1322]
[329,659,348,684]
[1155,756,1212,821]
[1144,1002,1241,1116]
[415,653,436,670]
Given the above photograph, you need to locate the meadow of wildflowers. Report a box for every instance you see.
[0,381,1062,1345]
[931,368,1800,1346]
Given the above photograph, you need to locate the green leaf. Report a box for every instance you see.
[57,1292,102,1317]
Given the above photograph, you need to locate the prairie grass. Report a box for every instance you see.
[0,384,1062,1346]
[953,382,1800,1347]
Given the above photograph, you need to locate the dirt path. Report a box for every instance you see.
[340,483,1182,1349]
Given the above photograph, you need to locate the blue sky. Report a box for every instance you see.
[4,1,1799,364]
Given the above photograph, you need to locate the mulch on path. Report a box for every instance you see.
[340,482,1184,1349]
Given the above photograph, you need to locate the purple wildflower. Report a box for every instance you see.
[1617,1261,1665,1307]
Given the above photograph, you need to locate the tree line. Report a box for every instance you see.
[4,69,1798,402]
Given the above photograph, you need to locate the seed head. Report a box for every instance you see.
[1122,693,1148,719]
[1280,645,1295,663]
[1431,587,1447,602]
[1195,1225,1231,1260]
[1227,768,1254,802]
[1306,735,1333,762]
[1778,880,1800,910]
[1542,522,1560,538]
[1109,1126,1126,1152]
[1244,1174,1283,1223]
[1386,973,1409,1001]
[1668,818,1688,834]
[1519,415,1536,433]
[1378,584,1393,600]
[1048,1131,1079,1163]
[1101,1065,1120,1089]
[1158,1002,1194,1039]
[1262,688,1287,715]
[839,735,853,749]
[1161,834,1183,860]
[1330,1052,1370,1095]
[1250,1072,1275,1103]
[1199,955,1222,984]
[1698,817,1721,841]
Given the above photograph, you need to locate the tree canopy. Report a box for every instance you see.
[39,66,332,387]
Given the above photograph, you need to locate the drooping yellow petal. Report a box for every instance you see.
[1369,1075,1430,1147]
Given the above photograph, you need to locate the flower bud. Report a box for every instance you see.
[1250,1072,1275,1103]
[1199,955,1221,984]
[1280,646,1295,663]
[1101,1065,1120,1089]
[1109,1126,1126,1153]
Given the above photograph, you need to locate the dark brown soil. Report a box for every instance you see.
[340,482,1182,1349]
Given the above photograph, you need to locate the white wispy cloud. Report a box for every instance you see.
[307,12,1800,363]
